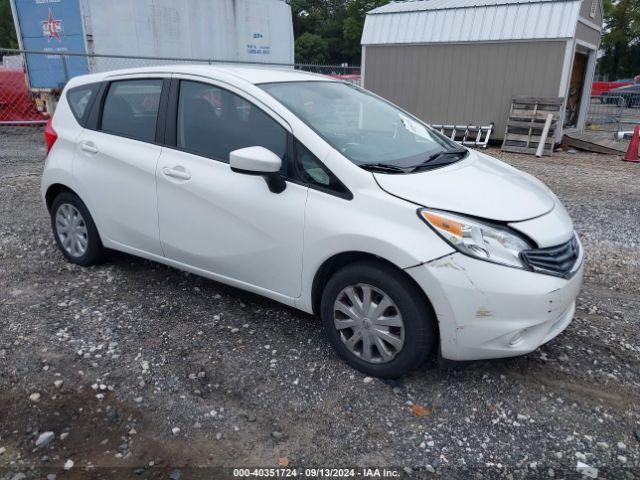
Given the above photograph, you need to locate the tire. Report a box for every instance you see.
[320,260,436,378]
[50,192,104,266]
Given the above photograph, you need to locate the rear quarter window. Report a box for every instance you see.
[66,83,100,126]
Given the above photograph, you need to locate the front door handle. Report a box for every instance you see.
[162,166,191,180]
[79,141,99,155]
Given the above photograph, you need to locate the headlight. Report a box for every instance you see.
[418,209,533,269]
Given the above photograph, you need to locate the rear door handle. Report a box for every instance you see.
[79,141,99,155]
[162,166,191,180]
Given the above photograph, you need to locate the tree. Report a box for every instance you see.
[598,0,640,80]
[341,0,388,64]
[291,0,390,65]
[295,32,329,64]
[0,0,19,50]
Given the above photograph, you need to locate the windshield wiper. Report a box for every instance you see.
[410,149,468,172]
[358,163,407,174]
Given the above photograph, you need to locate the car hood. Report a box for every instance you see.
[373,150,555,222]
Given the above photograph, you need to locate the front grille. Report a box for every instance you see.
[521,235,581,278]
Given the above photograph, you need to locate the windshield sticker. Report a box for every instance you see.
[399,114,431,140]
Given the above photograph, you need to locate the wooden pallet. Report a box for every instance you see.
[501,97,564,156]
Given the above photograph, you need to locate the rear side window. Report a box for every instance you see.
[67,83,99,126]
[176,80,287,164]
[101,79,163,142]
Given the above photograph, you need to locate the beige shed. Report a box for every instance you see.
[361,0,603,141]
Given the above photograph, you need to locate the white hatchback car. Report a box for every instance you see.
[41,66,584,378]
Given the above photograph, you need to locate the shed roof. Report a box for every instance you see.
[369,0,573,14]
[362,0,582,45]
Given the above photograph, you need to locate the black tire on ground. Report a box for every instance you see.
[320,260,436,378]
[50,191,104,266]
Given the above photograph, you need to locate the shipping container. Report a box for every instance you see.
[81,0,294,71]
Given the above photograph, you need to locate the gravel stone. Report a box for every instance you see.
[35,431,55,447]
[1,131,639,477]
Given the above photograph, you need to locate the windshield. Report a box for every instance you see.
[260,81,465,170]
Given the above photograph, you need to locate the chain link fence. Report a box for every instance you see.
[586,92,640,134]
[0,48,360,125]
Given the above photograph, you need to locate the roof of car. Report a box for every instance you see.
[96,64,338,85]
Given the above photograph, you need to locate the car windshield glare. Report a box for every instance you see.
[260,81,463,169]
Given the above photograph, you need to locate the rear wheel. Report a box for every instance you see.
[51,192,104,266]
[320,261,436,378]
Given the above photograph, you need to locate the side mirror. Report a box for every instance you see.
[229,146,286,194]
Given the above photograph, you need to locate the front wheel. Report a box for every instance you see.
[320,261,436,378]
[51,192,104,266]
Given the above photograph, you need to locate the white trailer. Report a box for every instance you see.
[80,0,295,70]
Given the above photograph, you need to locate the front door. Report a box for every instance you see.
[156,79,307,299]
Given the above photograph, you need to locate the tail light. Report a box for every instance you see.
[44,117,58,154]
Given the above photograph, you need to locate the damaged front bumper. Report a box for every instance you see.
[405,252,584,361]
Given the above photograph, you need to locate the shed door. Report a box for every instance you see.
[565,52,588,127]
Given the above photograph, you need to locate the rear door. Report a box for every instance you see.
[156,78,307,299]
[74,77,168,255]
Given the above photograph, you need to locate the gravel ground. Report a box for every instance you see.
[1,127,639,479]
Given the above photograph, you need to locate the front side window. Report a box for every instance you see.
[261,81,465,171]
[295,140,349,197]
[101,79,163,142]
[176,80,287,164]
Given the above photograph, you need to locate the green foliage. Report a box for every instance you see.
[0,0,19,49]
[295,32,329,64]
[291,0,389,65]
[599,0,640,80]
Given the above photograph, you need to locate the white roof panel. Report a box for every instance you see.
[362,0,581,44]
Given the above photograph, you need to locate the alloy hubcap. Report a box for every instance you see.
[333,283,405,364]
[55,203,88,257]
